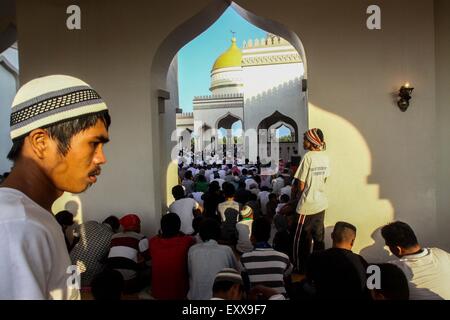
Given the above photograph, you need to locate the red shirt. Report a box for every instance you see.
[149,235,195,299]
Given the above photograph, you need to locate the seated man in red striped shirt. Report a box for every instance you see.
[106,214,149,293]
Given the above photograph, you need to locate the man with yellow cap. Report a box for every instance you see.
[0,75,111,299]
[292,128,330,274]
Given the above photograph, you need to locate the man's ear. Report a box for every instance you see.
[27,129,50,159]
[396,246,405,257]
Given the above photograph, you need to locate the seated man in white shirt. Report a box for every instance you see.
[169,185,203,235]
[381,221,450,300]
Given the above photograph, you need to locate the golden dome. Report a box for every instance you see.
[212,37,242,71]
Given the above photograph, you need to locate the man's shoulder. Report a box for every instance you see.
[0,188,57,232]
[430,247,450,257]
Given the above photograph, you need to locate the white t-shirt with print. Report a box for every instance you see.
[169,198,199,235]
[390,248,450,300]
[294,151,330,215]
[0,188,80,300]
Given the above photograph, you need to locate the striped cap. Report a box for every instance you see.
[304,128,324,149]
[10,75,108,140]
[241,205,253,218]
[214,268,243,285]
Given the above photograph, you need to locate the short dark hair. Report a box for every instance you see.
[172,185,185,200]
[280,194,290,203]
[91,269,123,300]
[184,170,193,180]
[103,215,120,232]
[192,215,205,235]
[7,111,111,162]
[332,221,357,243]
[161,213,181,237]
[381,221,418,249]
[252,218,271,242]
[223,183,236,198]
[212,280,240,294]
[55,210,74,226]
[199,218,221,242]
[374,263,409,300]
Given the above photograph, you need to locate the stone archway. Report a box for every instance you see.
[151,0,308,209]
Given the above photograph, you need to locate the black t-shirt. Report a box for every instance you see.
[306,248,370,299]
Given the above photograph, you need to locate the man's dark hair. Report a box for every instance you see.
[223,183,236,198]
[242,168,248,176]
[252,218,271,242]
[332,221,357,243]
[280,194,290,203]
[91,269,123,300]
[55,210,74,227]
[375,263,409,300]
[199,218,221,242]
[213,280,240,294]
[268,193,277,201]
[192,215,205,235]
[172,185,185,200]
[103,215,120,232]
[161,213,181,237]
[381,221,418,249]
[7,111,111,162]
[184,170,193,180]
[209,181,220,193]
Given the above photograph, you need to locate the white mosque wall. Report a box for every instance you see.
[194,107,243,153]
[242,63,307,162]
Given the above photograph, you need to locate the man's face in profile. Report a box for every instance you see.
[46,119,109,193]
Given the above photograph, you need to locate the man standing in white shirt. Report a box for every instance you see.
[0,75,111,299]
[381,221,450,300]
[169,185,203,234]
[292,128,330,273]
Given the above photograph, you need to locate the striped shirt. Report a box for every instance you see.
[107,231,148,279]
[240,247,293,294]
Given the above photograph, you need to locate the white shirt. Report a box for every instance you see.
[169,198,199,235]
[218,169,226,179]
[279,185,292,199]
[0,188,80,300]
[295,151,330,215]
[272,177,285,195]
[236,219,254,253]
[188,240,239,300]
[245,178,258,190]
[390,248,450,300]
[191,192,204,206]
[258,191,270,216]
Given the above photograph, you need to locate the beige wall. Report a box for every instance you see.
[435,0,450,248]
[15,0,449,260]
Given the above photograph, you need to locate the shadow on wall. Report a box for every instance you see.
[309,103,394,261]
[359,227,392,263]
[52,193,84,225]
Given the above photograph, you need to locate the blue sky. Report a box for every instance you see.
[177,7,266,112]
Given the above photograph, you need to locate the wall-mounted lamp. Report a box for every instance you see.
[397,82,414,112]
